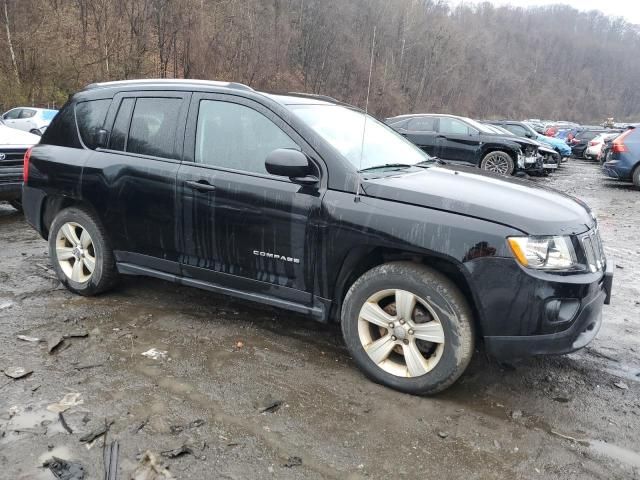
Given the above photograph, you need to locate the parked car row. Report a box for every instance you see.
[384,114,562,177]
[1,107,58,136]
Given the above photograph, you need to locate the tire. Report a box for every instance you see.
[8,199,22,212]
[341,261,475,395]
[480,151,514,176]
[48,206,118,295]
[633,165,640,189]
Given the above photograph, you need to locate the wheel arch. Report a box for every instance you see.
[330,246,486,338]
[40,195,98,240]
[480,145,519,163]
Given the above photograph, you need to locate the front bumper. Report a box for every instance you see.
[466,256,613,359]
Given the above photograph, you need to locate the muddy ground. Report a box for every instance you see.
[0,159,639,480]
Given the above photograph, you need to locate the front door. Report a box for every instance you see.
[177,94,324,305]
[436,117,480,164]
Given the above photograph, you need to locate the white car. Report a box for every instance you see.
[0,124,40,210]
[1,107,58,136]
[584,131,622,160]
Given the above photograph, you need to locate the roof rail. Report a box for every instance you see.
[85,78,254,92]
[286,92,341,103]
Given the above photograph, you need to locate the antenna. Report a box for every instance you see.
[355,25,376,203]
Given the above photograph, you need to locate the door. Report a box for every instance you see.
[15,108,37,132]
[81,92,189,272]
[178,94,324,305]
[435,117,480,164]
[402,117,438,156]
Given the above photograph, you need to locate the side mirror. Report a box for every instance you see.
[265,149,317,184]
[95,128,109,149]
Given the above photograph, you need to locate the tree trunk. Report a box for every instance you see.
[3,0,20,85]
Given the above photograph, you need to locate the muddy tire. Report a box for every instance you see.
[341,262,475,395]
[48,206,118,295]
[8,199,22,212]
[480,151,515,176]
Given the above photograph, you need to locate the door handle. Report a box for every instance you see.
[185,180,216,192]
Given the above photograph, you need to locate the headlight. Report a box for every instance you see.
[507,236,581,271]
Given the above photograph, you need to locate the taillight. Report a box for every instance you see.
[23,147,32,183]
[612,130,632,154]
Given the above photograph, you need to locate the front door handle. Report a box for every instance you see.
[185,180,216,192]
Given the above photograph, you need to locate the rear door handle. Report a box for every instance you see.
[185,180,216,192]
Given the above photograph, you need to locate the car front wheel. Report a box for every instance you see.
[341,262,475,395]
[48,207,118,295]
[480,151,515,176]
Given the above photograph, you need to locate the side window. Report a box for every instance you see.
[407,117,435,132]
[438,118,470,135]
[126,98,182,159]
[40,101,82,148]
[195,100,299,175]
[76,99,111,149]
[507,125,527,137]
[4,109,21,120]
[20,109,36,119]
[109,98,135,151]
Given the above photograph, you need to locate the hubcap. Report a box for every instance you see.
[55,222,96,283]
[484,156,509,174]
[357,289,445,378]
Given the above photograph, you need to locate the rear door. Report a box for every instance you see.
[436,117,480,164]
[402,117,438,156]
[177,93,324,306]
[81,91,189,273]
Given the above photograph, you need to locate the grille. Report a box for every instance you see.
[0,148,25,184]
[581,228,606,272]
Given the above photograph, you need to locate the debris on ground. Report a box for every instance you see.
[510,410,523,420]
[131,451,173,479]
[47,393,84,413]
[234,340,244,349]
[59,412,73,434]
[256,395,283,413]
[283,456,303,468]
[43,456,86,480]
[141,348,168,360]
[550,429,590,446]
[3,366,33,379]
[437,431,449,439]
[169,419,205,434]
[613,381,629,390]
[103,440,119,480]
[74,363,104,371]
[79,420,114,443]
[48,331,90,354]
[160,445,194,459]
[17,334,42,343]
[553,395,572,403]
[131,417,150,434]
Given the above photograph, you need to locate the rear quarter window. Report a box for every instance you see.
[76,99,111,149]
[40,101,82,148]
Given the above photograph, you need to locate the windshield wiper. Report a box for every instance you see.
[359,163,414,172]
[417,157,446,166]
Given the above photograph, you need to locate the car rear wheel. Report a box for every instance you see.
[341,262,475,395]
[480,151,514,176]
[49,207,118,295]
[633,165,640,188]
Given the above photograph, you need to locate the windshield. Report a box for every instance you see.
[290,105,430,171]
[460,117,495,134]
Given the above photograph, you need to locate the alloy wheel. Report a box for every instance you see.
[357,289,445,377]
[483,155,510,174]
[55,222,96,283]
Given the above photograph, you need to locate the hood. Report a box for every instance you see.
[0,124,40,147]
[363,165,594,235]
[479,133,535,149]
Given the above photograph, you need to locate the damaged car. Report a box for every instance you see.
[21,79,613,395]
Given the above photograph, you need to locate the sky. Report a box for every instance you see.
[453,0,640,25]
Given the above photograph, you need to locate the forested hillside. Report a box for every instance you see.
[2,0,639,122]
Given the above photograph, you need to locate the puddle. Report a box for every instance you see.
[590,440,640,469]
[1,405,67,444]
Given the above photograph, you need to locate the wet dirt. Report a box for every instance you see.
[0,159,639,479]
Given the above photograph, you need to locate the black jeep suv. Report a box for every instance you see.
[385,114,541,176]
[22,79,613,395]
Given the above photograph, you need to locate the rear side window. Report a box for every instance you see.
[19,109,36,119]
[127,98,181,159]
[407,117,435,132]
[41,101,81,148]
[439,118,470,135]
[76,99,111,149]
[109,98,135,151]
[505,124,528,137]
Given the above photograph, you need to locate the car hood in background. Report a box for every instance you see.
[0,124,40,147]
[363,165,594,236]
[536,135,572,155]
